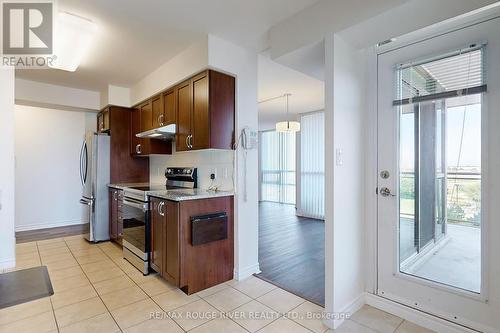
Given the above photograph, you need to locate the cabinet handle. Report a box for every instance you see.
[159,114,164,126]
[188,135,193,149]
[185,135,189,148]
[158,202,165,217]
[136,144,141,154]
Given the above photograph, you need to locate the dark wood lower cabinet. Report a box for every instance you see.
[150,196,234,294]
[109,188,123,245]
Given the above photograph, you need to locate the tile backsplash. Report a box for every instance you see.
[149,149,235,191]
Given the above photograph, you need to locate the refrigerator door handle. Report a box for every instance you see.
[79,140,85,186]
[79,198,92,205]
[83,140,88,184]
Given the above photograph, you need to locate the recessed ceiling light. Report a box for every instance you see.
[49,12,97,72]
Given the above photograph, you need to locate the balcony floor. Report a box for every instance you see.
[401,219,481,293]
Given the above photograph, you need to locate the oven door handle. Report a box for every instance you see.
[123,198,148,212]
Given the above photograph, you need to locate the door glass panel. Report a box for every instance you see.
[396,48,483,293]
[398,94,482,293]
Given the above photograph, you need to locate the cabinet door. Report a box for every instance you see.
[176,81,192,152]
[140,100,153,132]
[97,113,104,132]
[191,72,210,150]
[164,201,179,285]
[163,89,176,125]
[117,190,123,243]
[103,109,110,132]
[130,107,143,156]
[150,198,164,275]
[109,189,118,240]
[151,94,164,128]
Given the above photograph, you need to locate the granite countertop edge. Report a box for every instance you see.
[107,183,234,201]
[148,189,234,202]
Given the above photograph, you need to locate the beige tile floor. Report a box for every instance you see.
[0,235,434,333]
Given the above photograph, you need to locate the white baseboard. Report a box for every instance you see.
[323,293,366,329]
[365,293,483,333]
[0,258,16,272]
[234,263,261,280]
[15,219,86,232]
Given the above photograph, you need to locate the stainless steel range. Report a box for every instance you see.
[122,167,197,274]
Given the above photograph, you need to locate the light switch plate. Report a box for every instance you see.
[336,148,344,166]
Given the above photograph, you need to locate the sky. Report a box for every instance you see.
[400,101,481,171]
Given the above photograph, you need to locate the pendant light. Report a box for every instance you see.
[276,93,300,132]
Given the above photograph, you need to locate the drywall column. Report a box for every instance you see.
[324,33,366,329]
[0,67,16,270]
[208,35,260,279]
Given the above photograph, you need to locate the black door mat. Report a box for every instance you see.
[0,266,53,309]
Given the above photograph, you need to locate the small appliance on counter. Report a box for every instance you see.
[79,132,110,243]
[122,167,197,275]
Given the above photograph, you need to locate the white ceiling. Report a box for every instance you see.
[258,53,324,130]
[16,0,321,92]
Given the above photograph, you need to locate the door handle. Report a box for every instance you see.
[379,187,396,197]
[80,198,92,205]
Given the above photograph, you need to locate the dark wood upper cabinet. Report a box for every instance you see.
[176,80,192,152]
[163,89,176,126]
[151,94,164,129]
[176,70,235,152]
[130,107,144,156]
[97,107,110,133]
[130,69,234,154]
[140,100,153,132]
[97,105,149,183]
[191,72,210,150]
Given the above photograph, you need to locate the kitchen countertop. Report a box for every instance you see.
[108,183,234,201]
[107,182,149,190]
[148,188,234,202]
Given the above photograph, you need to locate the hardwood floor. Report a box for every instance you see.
[15,224,89,243]
[256,201,325,306]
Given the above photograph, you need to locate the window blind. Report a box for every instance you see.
[394,44,486,106]
[298,112,325,220]
[260,130,296,204]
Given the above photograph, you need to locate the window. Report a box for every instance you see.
[260,130,296,204]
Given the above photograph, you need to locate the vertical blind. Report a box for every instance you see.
[260,131,296,204]
[299,112,325,220]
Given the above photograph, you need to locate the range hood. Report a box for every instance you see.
[136,124,176,139]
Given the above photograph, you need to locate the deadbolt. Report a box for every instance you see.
[380,170,390,179]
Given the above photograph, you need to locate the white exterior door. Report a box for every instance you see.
[377,18,500,332]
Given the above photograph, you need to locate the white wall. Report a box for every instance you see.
[15,79,101,111]
[0,68,16,270]
[324,34,366,329]
[150,150,234,190]
[14,105,95,231]
[131,37,209,105]
[106,85,131,108]
[208,34,260,280]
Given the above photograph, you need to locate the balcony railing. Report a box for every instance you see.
[400,172,481,226]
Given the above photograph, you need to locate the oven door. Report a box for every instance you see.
[122,197,150,259]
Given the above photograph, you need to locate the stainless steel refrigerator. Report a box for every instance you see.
[79,132,110,242]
